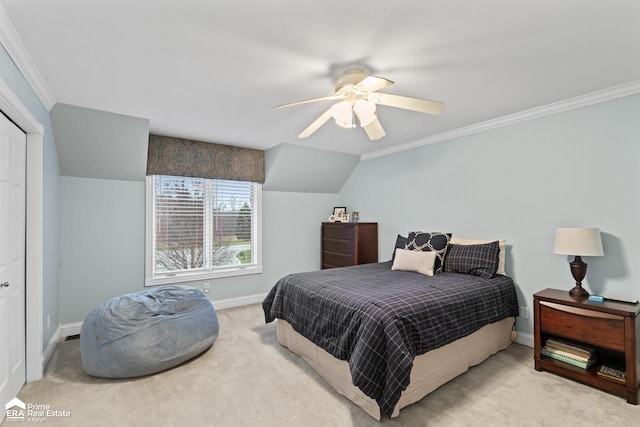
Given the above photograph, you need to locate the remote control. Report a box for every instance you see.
[602,295,639,304]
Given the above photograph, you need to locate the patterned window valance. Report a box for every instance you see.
[146,134,265,183]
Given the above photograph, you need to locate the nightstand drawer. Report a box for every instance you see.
[540,301,625,351]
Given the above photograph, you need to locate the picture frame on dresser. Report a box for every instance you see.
[333,207,346,217]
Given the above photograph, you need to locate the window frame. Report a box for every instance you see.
[145,175,262,286]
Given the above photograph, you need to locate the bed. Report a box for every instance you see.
[262,234,519,419]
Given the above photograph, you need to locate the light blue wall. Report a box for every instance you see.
[59,177,145,323]
[0,44,60,348]
[339,94,640,336]
[59,175,337,323]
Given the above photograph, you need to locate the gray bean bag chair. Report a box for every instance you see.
[80,285,218,378]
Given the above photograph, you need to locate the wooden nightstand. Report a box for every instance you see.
[534,288,640,404]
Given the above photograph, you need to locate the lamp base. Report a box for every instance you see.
[569,284,589,298]
[568,255,589,298]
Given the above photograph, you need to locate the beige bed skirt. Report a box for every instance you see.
[277,316,516,420]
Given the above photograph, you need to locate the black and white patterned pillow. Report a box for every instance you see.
[404,232,452,273]
[391,234,408,261]
[443,241,500,278]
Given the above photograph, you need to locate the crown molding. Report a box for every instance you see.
[0,75,44,135]
[0,3,55,110]
[362,80,640,161]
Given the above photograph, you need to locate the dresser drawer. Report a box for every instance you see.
[322,252,356,268]
[322,224,355,240]
[540,301,625,351]
[322,238,355,255]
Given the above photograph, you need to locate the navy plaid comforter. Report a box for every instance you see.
[262,261,519,417]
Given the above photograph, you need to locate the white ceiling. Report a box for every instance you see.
[2,1,640,157]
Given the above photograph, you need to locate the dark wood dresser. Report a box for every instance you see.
[321,222,378,269]
[534,288,640,404]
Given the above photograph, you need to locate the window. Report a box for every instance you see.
[145,175,262,286]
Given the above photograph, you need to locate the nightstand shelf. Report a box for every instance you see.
[538,354,628,397]
[534,288,640,404]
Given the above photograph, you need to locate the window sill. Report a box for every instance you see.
[145,265,262,287]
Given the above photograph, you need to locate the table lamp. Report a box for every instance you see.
[553,227,604,297]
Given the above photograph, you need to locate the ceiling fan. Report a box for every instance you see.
[275,68,444,141]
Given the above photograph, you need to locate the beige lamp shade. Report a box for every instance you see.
[553,228,604,256]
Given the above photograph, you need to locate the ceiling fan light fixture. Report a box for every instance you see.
[331,101,355,128]
[278,67,444,140]
[357,76,379,91]
[354,99,377,127]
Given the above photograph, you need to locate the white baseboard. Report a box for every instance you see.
[212,293,267,310]
[514,331,534,348]
[58,294,268,339]
[60,321,83,338]
[42,324,61,369]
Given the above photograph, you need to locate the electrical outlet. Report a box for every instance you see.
[47,314,51,329]
[203,283,210,293]
[519,306,528,319]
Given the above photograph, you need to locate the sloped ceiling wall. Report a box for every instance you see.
[264,143,360,193]
[50,103,149,181]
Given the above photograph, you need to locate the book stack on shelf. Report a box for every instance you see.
[541,337,596,369]
[597,364,627,383]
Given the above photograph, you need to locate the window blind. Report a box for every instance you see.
[150,175,259,279]
[153,176,206,273]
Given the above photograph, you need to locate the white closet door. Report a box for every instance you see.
[0,112,27,413]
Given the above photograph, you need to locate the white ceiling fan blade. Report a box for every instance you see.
[298,108,333,138]
[354,75,394,93]
[375,92,444,115]
[274,95,342,109]
[363,118,386,140]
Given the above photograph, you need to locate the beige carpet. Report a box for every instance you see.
[4,303,639,426]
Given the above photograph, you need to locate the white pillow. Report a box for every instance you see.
[391,248,437,276]
[449,237,506,275]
